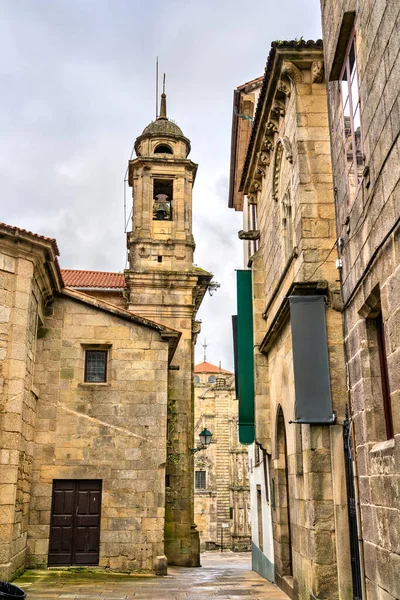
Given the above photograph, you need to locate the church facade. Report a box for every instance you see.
[193,361,251,552]
[0,93,211,579]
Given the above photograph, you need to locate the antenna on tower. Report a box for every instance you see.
[202,338,208,363]
[156,56,159,119]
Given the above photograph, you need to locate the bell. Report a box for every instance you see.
[154,200,170,220]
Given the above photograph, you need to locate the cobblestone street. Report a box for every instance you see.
[14,553,288,599]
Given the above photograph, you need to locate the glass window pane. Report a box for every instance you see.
[85,350,107,382]
[353,106,363,180]
[349,41,356,81]
[341,80,349,110]
[347,159,356,201]
[195,470,206,489]
[340,37,364,203]
[351,74,360,118]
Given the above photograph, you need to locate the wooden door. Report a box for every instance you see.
[48,480,102,566]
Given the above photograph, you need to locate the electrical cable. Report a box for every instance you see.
[304,240,338,282]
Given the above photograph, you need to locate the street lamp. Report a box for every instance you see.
[190,428,213,454]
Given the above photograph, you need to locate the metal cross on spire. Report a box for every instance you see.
[202,338,208,363]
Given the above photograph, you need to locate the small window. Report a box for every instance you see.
[368,311,394,439]
[340,35,363,205]
[208,375,216,384]
[194,375,200,383]
[154,144,173,154]
[195,470,206,489]
[153,179,173,221]
[230,506,234,520]
[85,350,107,383]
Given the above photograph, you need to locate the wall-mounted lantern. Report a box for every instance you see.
[190,428,213,454]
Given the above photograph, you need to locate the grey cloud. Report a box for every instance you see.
[1,0,321,370]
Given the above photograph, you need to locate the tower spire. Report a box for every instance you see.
[159,73,167,120]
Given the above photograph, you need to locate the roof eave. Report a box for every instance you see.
[61,288,181,363]
[240,40,323,193]
[228,89,240,209]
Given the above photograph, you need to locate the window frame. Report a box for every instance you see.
[374,311,394,440]
[154,143,173,155]
[339,31,364,207]
[195,470,206,490]
[84,349,108,383]
[153,178,173,221]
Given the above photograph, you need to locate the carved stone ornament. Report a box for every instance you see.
[250,180,262,194]
[280,136,293,164]
[262,137,274,152]
[311,60,325,83]
[277,80,291,97]
[247,194,257,205]
[257,151,270,167]
[192,320,202,335]
[192,320,201,344]
[255,166,266,180]
[238,230,260,241]
[272,137,293,201]
[271,100,285,118]
[265,120,278,134]
[281,61,303,84]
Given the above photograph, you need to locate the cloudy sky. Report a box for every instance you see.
[0,0,322,371]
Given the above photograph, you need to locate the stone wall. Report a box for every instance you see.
[29,295,169,572]
[321,2,400,599]
[0,246,48,580]
[243,45,351,599]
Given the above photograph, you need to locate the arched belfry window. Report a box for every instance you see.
[154,144,173,154]
[153,179,173,221]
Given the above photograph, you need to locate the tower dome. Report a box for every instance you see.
[134,91,191,157]
[141,117,184,139]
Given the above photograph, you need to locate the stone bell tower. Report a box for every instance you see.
[125,91,212,567]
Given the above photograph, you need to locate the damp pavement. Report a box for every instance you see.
[13,552,289,599]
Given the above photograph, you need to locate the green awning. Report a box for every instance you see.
[236,270,255,444]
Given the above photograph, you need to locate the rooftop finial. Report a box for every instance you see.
[202,338,208,363]
[159,73,167,120]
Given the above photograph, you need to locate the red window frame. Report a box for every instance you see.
[339,33,364,206]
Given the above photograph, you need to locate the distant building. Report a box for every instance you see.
[321,4,400,599]
[193,361,251,552]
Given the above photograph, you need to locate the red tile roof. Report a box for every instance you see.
[194,361,232,375]
[61,269,126,289]
[0,222,60,255]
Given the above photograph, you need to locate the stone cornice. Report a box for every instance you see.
[128,156,198,185]
[239,41,324,195]
[0,227,63,301]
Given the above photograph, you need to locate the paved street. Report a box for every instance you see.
[14,552,288,599]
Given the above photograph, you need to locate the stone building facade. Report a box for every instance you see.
[320,3,400,600]
[229,42,353,599]
[0,93,212,579]
[193,361,251,552]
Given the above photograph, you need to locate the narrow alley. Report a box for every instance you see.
[14,553,288,599]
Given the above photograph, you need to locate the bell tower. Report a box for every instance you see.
[125,92,212,567]
[127,90,196,280]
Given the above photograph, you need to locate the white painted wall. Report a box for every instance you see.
[248,443,274,575]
